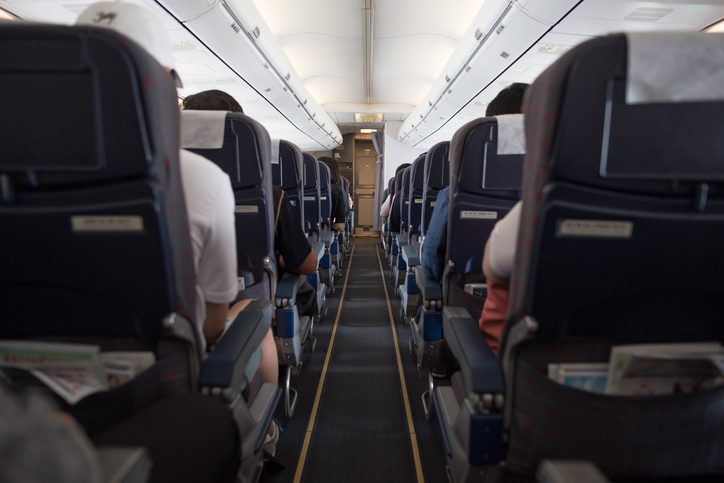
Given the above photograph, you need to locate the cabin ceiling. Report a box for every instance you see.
[1,0,724,151]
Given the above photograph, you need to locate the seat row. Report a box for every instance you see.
[383,32,724,483]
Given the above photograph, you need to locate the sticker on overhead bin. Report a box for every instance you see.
[558,219,633,238]
[71,216,143,232]
[235,205,259,214]
[304,196,316,201]
[460,211,497,220]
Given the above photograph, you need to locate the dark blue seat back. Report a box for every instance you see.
[399,165,413,232]
[273,140,305,230]
[184,112,274,289]
[421,141,450,238]
[408,154,426,237]
[0,23,194,342]
[500,33,724,479]
[303,153,322,236]
[447,118,523,276]
[319,161,332,229]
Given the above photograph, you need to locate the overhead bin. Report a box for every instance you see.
[159,0,342,150]
[398,0,579,147]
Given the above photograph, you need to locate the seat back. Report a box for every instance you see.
[447,117,523,276]
[501,33,724,479]
[272,139,305,230]
[399,165,413,232]
[421,141,450,238]
[182,111,274,293]
[0,23,197,431]
[341,176,350,216]
[319,161,332,230]
[407,154,426,239]
[303,152,322,239]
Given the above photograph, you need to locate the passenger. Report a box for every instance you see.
[386,163,412,231]
[77,3,243,352]
[380,164,409,219]
[181,89,318,453]
[318,156,347,231]
[421,83,528,284]
[182,90,243,113]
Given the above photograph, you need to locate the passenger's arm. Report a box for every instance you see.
[289,250,317,276]
[482,201,523,285]
[203,302,230,346]
[380,194,393,217]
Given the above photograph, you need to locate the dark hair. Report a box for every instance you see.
[318,156,340,186]
[182,90,243,113]
[395,163,411,175]
[486,83,528,117]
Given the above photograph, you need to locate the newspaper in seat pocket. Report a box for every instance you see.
[548,363,609,393]
[0,341,108,404]
[0,341,156,404]
[605,342,724,396]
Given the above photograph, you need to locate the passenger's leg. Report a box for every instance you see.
[260,328,278,438]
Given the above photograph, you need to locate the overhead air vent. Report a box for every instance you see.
[252,26,260,38]
[624,7,673,22]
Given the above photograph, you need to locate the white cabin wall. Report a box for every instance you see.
[383,121,424,185]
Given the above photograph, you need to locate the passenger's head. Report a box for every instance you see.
[75,2,183,88]
[318,156,340,185]
[486,83,529,116]
[395,163,411,175]
[182,90,244,113]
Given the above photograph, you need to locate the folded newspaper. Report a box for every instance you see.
[605,342,724,396]
[0,341,155,404]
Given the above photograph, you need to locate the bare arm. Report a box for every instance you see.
[203,301,230,347]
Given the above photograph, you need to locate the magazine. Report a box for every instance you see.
[0,341,155,404]
[548,363,608,393]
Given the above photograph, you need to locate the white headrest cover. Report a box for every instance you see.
[180,110,227,149]
[626,32,724,104]
[495,113,526,155]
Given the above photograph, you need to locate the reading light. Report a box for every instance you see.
[360,129,377,133]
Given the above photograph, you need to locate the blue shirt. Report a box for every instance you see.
[422,186,449,281]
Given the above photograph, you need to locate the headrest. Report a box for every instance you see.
[450,117,523,198]
[180,110,227,149]
[424,141,450,190]
[411,154,426,191]
[394,168,405,193]
[0,24,178,188]
[182,112,269,190]
[303,153,319,190]
[522,33,724,198]
[401,166,412,195]
[277,139,303,190]
[319,162,331,189]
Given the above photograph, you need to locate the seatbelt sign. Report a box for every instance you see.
[558,219,633,238]
[71,216,143,232]
[460,211,497,220]
[235,205,259,214]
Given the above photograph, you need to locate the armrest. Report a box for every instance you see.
[395,233,408,246]
[311,241,325,264]
[200,300,273,392]
[415,266,442,302]
[276,272,306,304]
[97,446,152,483]
[443,306,504,395]
[321,231,335,248]
[401,244,419,267]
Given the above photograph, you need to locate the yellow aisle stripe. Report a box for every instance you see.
[375,245,425,483]
[293,244,356,483]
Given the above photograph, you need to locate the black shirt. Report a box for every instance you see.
[330,184,346,225]
[273,185,312,275]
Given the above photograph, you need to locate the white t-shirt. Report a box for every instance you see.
[380,193,392,218]
[488,201,522,279]
[179,149,238,350]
